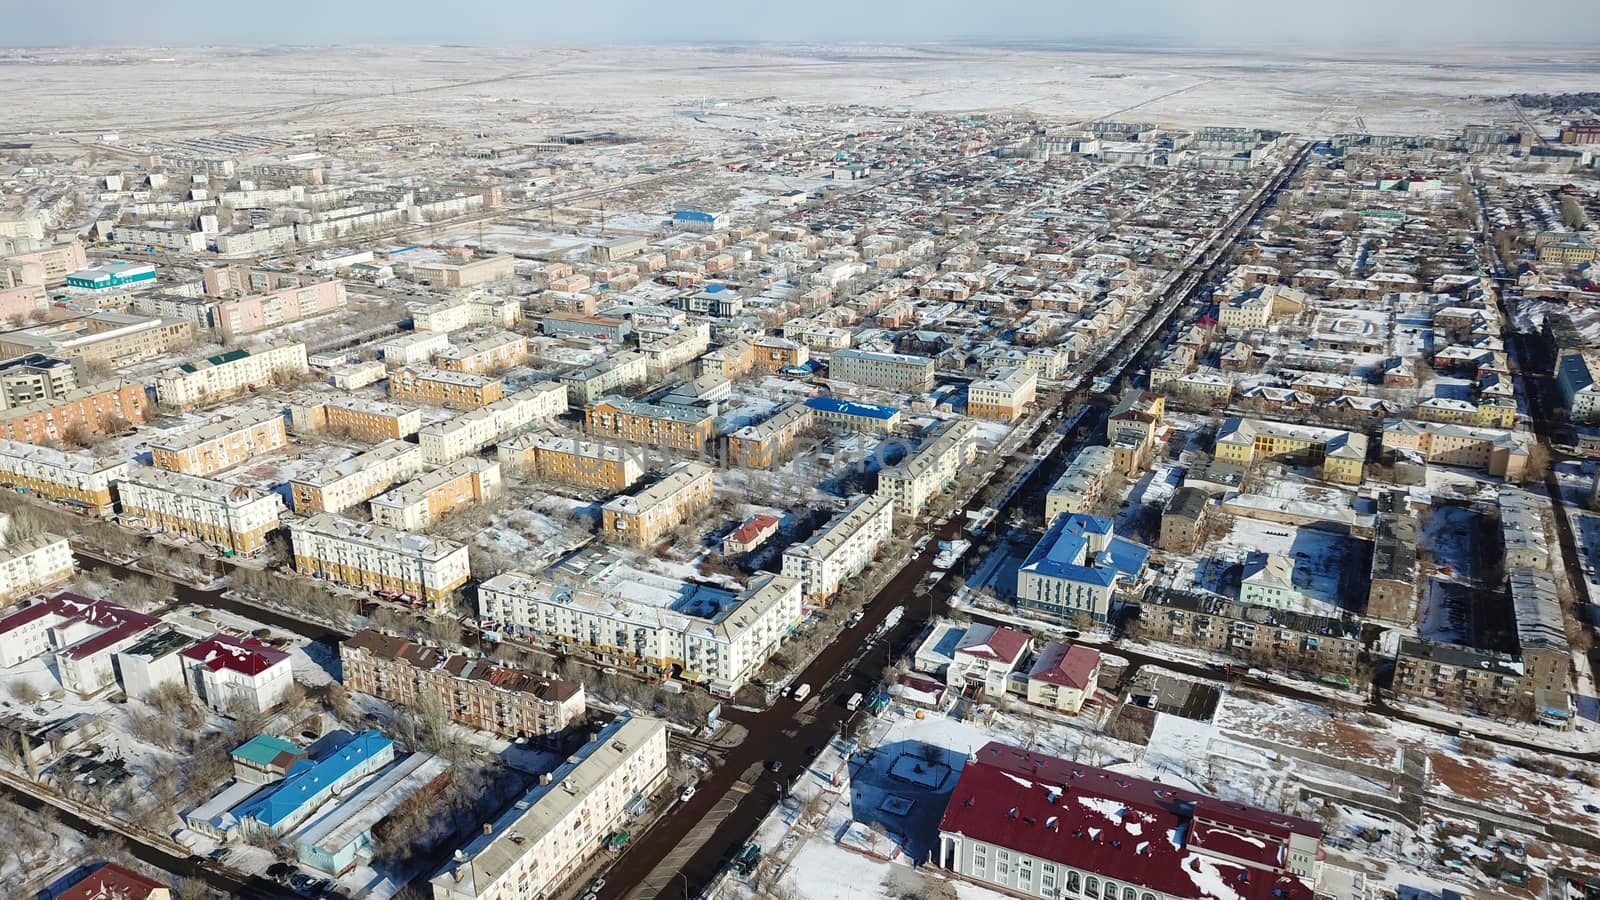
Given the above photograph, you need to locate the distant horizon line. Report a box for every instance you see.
[3,37,1599,52]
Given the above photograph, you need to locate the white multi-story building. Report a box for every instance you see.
[289,513,471,609]
[479,574,803,696]
[409,300,474,334]
[877,419,978,521]
[0,513,74,602]
[781,493,895,602]
[289,439,424,514]
[1044,445,1116,521]
[0,593,158,696]
[418,383,566,465]
[967,366,1038,423]
[0,438,129,516]
[116,467,286,555]
[379,330,451,367]
[154,342,309,410]
[180,633,294,714]
[431,716,668,900]
[370,458,502,531]
[828,348,936,393]
[639,322,712,378]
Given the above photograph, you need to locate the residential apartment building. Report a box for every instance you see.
[417,383,566,465]
[290,513,471,608]
[430,716,668,900]
[0,522,74,602]
[147,277,346,342]
[1045,446,1116,522]
[290,396,422,441]
[1215,417,1368,485]
[1106,391,1164,475]
[725,402,815,469]
[370,458,503,531]
[1139,588,1363,679]
[0,438,128,516]
[0,379,147,442]
[1024,641,1102,714]
[0,355,76,408]
[477,574,803,695]
[154,342,309,411]
[877,419,979,520]
[379,330,450,367]
[752,335,810,372]
[699,338,754,379]
[0,312,193,370]
[1368,492,1420,624]
[1157,486,1210,553]
[561,351,649,406]
[499,432,644,492]
[781,493,895,603]
[289,439,425,514]
[967,367,1037,423]
[1016,514,1149,623]
[639,322,712,378]
[1381,418,1530,479]
[803,396,904,433]
[435,331,529,375]
[150,409,288,477]
[601,462,714,547]
[584,396,714,453]
[341,630,586,739]
[388,366,505,409]
[1393,637,1526,718]
[937,743,1323,900]
[0,240,87,286]
[116,467,285,555]
[828,347,936,393]
[542,312,632,343]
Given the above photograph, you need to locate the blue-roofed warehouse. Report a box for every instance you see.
[236,730,396,836]
[1016,513,1148,623]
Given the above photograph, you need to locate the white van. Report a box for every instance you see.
[846,692,864,711]
[791,683,812,702]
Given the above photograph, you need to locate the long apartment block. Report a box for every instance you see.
[876,418,978,520]
[340,630,586,740]
[117,467,285,555]
[289,439,424,514]
[370,458,502,531]
[418,383,566,465]
[560,351,648,405]
[478,574,803,696]
[154,342,309,410]
[0,438,129,516]
[289,513,470,608]
[434,331,529,375]
[827,347,936,392]
[289,396,421,441]
[584,395,714,453]
[639,322,711,378]
[0,379,146,442]
[781,493,895,603]
[498,431,644,492]
[388,366,504,409]
[600,462,714,547]
[725,401,815,469]
[150,409,288,477]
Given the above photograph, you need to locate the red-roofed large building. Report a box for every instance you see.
[0,592,158,696]
[1025,642,1101,714]
[56,862,170,900]
[180,633,293,714]
[938,742,1323,900]
[946,624,1032,697]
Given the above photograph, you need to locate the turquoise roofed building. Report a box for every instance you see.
[236,730,395,836]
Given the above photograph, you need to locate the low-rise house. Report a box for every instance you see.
[944,624,1031,698]
[1024,642,1101,714]
[181,633,293,713]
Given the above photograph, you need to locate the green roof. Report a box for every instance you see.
[179,347,251,374]
[231,733,302,769]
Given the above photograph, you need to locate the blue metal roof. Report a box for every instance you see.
[673,210,717,222]
[237,731,393,828]
[1020,514,1147,588]
[804,396,901,420]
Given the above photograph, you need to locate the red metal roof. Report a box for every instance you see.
[939,743,1321,900]
[0,593,158,659]
[56,862,165,900]
[181,633,290,675]
[1027,642,1100,689]
[953,624,1030,663]
[728,513,781,545]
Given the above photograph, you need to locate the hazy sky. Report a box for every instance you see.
[3,0,1599,47]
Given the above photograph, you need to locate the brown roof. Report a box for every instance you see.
[344,629,580,703]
